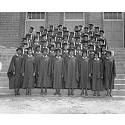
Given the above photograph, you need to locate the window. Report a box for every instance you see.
[27,12,45,20]
[104,12,122,20]
[65,12,84,20]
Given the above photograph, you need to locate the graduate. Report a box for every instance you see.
[36,47,52,95]
[7,48,23,96]
[51,48,65,95]
[78,50,91,96]
[104,50,116,97]
[21,47,35,95]
[65,48,79,95]
[91,52,103,96]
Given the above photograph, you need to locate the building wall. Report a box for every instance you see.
[0,12,20,47]
[0,12,124,48]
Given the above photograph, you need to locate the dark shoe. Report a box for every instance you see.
[93,94,96,96]
[58,92,61,95]
[85,92,88,96]
[80,91,84,95]
[54,91,58,95]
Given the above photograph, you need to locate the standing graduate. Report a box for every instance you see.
[7,48,23,96]
[91,52,103,96]
[104,50,116,97]
[21,47,35,95]
[36,47,52,95]
[51,48,65,95]
[65,48,79,95]
[78,50,91,96]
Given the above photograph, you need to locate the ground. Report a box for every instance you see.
[0,90,125,114]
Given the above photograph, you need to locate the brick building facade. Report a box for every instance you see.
[0,12,124,48]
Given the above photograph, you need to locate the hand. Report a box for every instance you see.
[22,73,24,76]
[33,73,35,76]
[89,73,91,77]
[13,71,15,75]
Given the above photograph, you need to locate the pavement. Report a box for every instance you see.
[0,90,125,114]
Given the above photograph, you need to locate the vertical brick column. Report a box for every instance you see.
[46,12,63,28]
[88,12,103,29]
[18,12,26,44]
[0,12,20,48]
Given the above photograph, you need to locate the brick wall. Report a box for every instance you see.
[87,12,103,29]
[46,12,64,28]
[0,12,25,48]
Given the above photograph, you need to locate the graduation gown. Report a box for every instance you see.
[37,55,52,88]
[21,55,35,89]
[65,56,79,89]
[91,59,103,91]
[34,52,42,87]
[104,57,116,90]
[79,57,91,89]
[7,55,23,89]
[51,56,65,89]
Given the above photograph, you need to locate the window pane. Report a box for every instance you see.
[104,12,108,19]
[118,12,122,19]
[41,12,45,19]
[108,12,113,19]
[36,12,40,19]
[32,12,36,19]
[112,12,117,19]
[27,12,32,19]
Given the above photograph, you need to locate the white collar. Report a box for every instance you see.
[94,58,100,60]
[43,55,48,57]
[82,56,88,59]
[15,54,21,57]
[28,54,33,58]
[106,57,111,59]
[56,56,61,59]
[36,51,41,54]
[69,55,74,58]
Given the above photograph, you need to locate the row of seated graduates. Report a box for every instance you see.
[20,24,108,57]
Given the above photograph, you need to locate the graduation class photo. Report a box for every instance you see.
[7,23,116,97]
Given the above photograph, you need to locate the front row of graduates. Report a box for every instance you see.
[7,47,116,97]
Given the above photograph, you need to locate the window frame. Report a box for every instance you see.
[103,12,123,21]
[64,12,85,21]
[26,12,46,21]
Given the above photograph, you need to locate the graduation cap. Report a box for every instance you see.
[95,33,100,37]
[68,47,75,52]
[63,27,67,29]
[50,25,54,28]
[84,27,89,29]
[75,26,79,28]
[16,47,23,52]
[40,26,44,28]
[94,27,99,29]
[58,25,62,27]
[48,30,53,33]
[88,44,94,49]
[44,29,48,31]
[75,36,81,39]
[30,26,34,29]
[79,25,83,27]
[54,28,58,30]
[89,24,94,26]
[83,34,89,38]
[36,32,40,35]
[100,30,104,33]
[82,49,88,54]
[106,50,112,55]
[58,31,63,35]
[22,38,27,41]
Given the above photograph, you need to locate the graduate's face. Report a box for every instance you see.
[83,52,87,57]
[17,50,22,55]
[102,47,106,51]
[106,53,111,57]
[84,28,88,33]
[51,39,55,43]
[77,47,81,51]
[84,37,88,41]
[64,45,68,50]
[28,49,32,55]
[40,28,44,32]
[43,50,47,55]
[95,54,98,58]
[90,47,93,51]
[29,28,33,33]
[36,47,40,52]
[56,51,60,56]
[57,44,60,48]
[84,43,88,47]
[69,51,74,56]
[77,39,80,43]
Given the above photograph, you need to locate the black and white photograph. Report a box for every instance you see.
[0,1,125,122]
